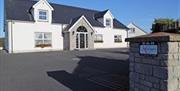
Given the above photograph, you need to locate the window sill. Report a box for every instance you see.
[35,44,52,48]
[114,42,122,43]
[94,41,104,43]
[37,20,49,22]
[105,26,112,28]
[129,32,135,34]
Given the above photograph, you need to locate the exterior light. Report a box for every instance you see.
[72,31,75,35]
[91,32,93,35]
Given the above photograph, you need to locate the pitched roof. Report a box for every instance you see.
[65,15,95,32]
[5,0,128,29]
[64,15,82,31]
[94,10,109,19]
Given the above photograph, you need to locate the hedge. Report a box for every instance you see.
[0,38,4,47]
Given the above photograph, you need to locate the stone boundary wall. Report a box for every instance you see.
[127,32,180,91]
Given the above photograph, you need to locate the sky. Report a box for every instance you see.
[0,0,179,37]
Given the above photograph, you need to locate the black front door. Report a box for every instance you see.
[80,34,85,48]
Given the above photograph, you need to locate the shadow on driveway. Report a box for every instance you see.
[96,48,129,55]
[47,56,129,91]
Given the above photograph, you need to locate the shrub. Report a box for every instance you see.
[152,18,178,33]
[0,38,4,47]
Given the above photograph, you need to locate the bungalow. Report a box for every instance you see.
[127,23,147,38]
[4,0,128,53]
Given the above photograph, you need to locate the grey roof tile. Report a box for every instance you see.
[94,9,109,19]
[5,0,128,29]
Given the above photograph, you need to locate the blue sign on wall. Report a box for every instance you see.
[140,42,158,55]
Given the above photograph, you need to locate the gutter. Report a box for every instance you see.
[10,20,13,53]
[126,29,129,47]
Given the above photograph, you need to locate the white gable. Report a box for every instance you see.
[103,10,114,28]
[127,23,147,38]
[33,0,54,11]
[127,23,144,32]
[68,15,95,32]
[33,0,54,23]
[104,10,114,19]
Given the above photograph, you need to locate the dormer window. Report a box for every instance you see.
[106,18,111,27]
[38,10,48,21]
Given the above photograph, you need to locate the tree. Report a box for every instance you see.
[152,18,177,33]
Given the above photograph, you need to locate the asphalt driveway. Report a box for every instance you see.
[0,48,129,91]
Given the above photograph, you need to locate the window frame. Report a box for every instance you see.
[35,32,52,48]
[94,34,103,43]
[38,9,49,21]
[129,28,136,33]
[114,35,122,43]
[105,18,112,27]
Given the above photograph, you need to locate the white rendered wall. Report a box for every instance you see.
[94,27,128,49]
[7,21,13,52]
[8,21,63,53]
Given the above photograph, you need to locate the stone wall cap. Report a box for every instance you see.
[126,32,180,42]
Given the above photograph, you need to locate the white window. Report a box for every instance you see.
[106,19,111,27]
[38,10,48,21]
[114,35,122,43]
[35,32,52,48]
[94,34,103,43]
[129,28,135,33]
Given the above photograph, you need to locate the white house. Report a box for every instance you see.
[4,0,128,53]
[127,23,147,38]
